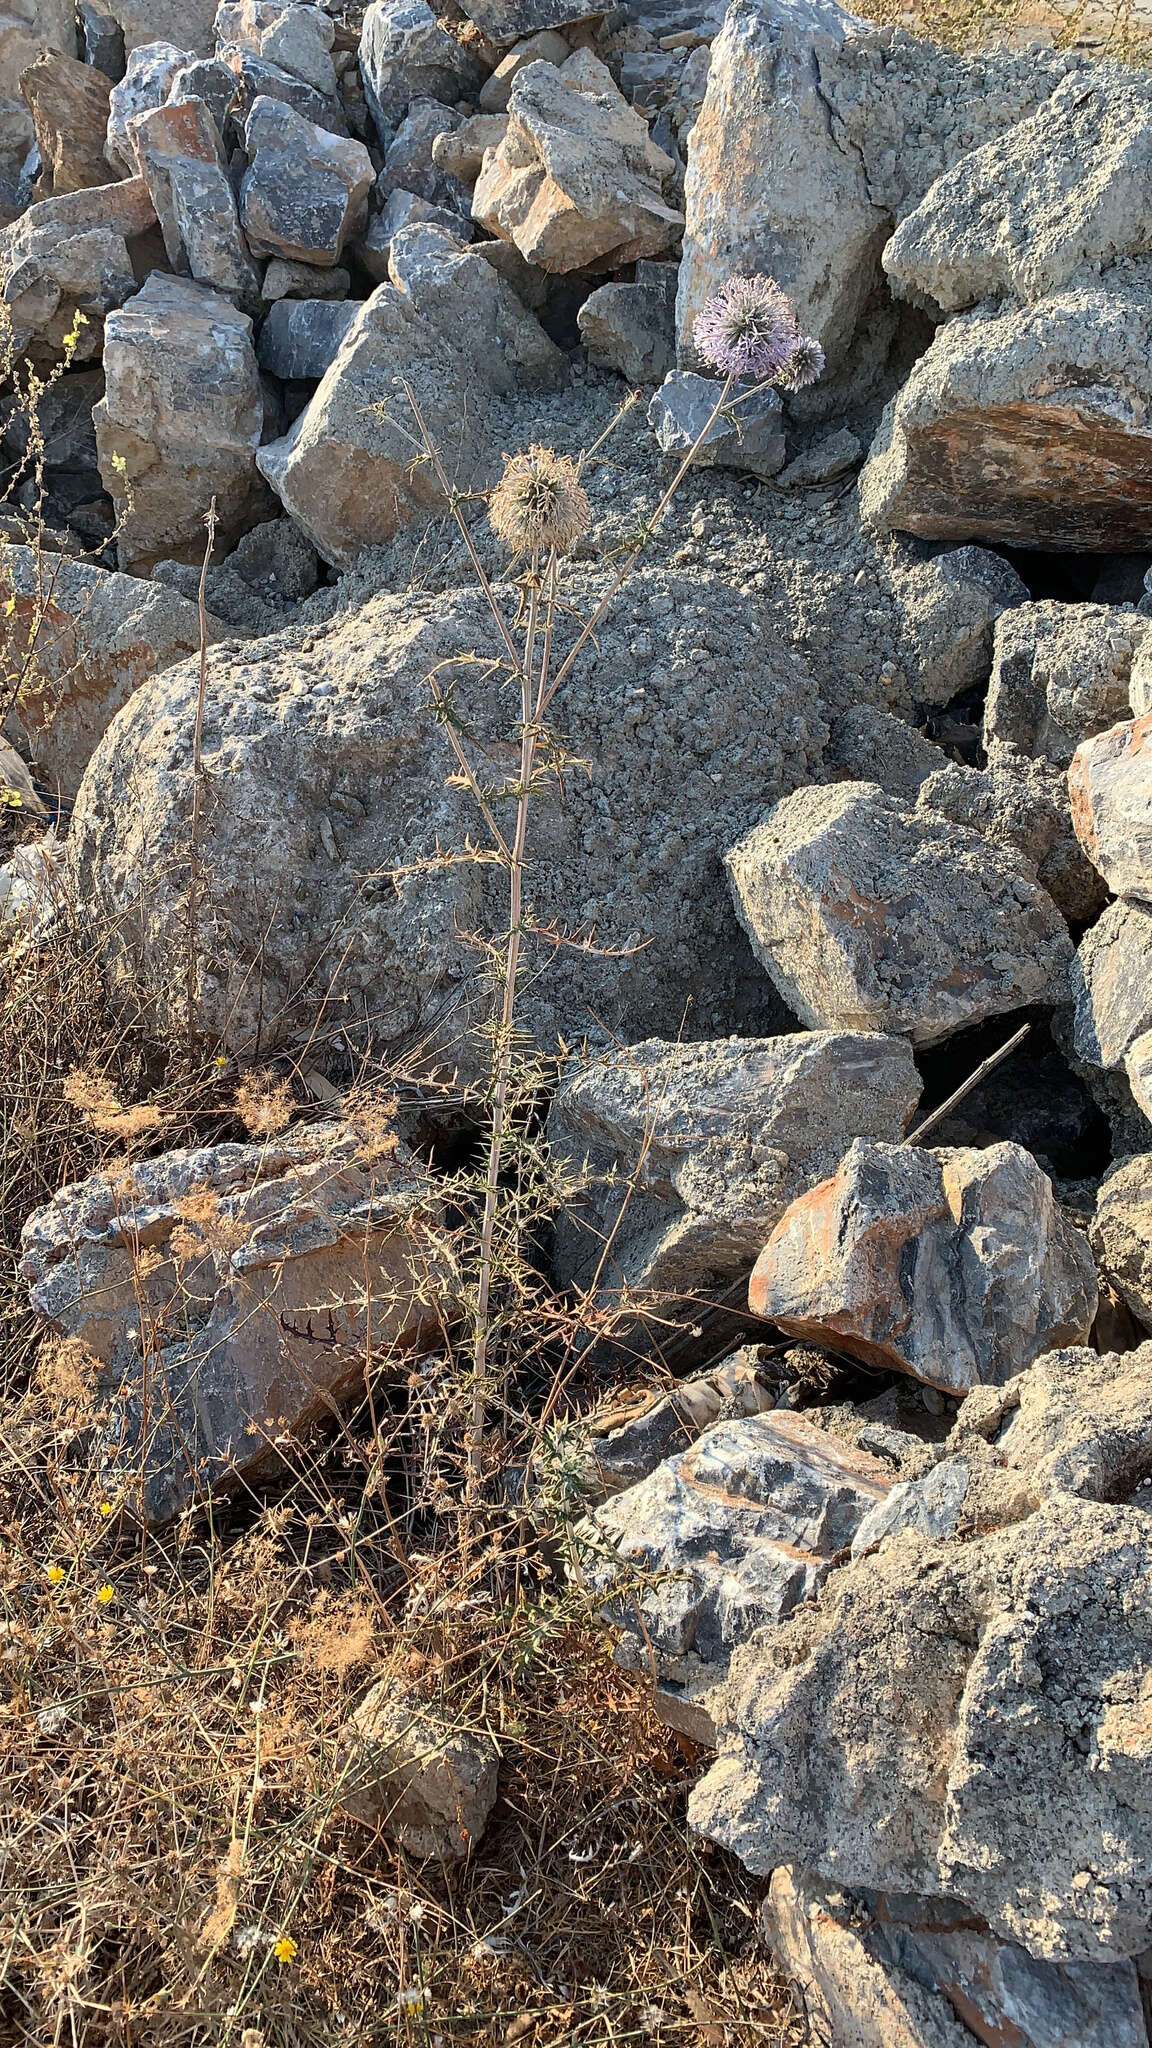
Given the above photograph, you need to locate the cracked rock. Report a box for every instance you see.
[240,94,373,265]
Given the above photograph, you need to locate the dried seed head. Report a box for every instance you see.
[693,274,799,382]
[777,333,826,391]
[488,445,591,556]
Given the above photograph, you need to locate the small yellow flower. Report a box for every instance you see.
[95,1583,115,1606]
[98,1501,112,1518]
[46,1565,65,1585]
[273,1936,297,1964]
[213,1056,228,1068]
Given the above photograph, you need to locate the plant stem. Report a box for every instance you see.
[185,498,217,1050]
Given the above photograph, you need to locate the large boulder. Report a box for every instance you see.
[129,94,261,302]
[1091,1154,1152,1328]
[689,1342,1152,1964]
[20,1124,443,1526]
[68,569,827,1058]
[0,545,229,799]
[725,781,1072,1048]
[1070,712,1152,902]
[859,282,1152,550]
[239,95,373,265]
[747,1138,1098,1395]
[0,175,155,361]
[94,271,265,573]
[549,1030,921,1297]
[19,46,113,195]
[256,229,565,566]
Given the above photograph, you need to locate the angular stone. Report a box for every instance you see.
[763,1870,977,2048]
[68,567,826,1058]
[0,543,227,799]
[256,5,336,97]
[165,56,237,135]
[850,1456,972,1558]
[340,1684,498,1855]
[648,369,784,477]
[885,69,1152,317]
[825,706,950,800]
[460,0,599,40]
[20,1124,442,1527]
[1070,712,1152,902]
[748,1138,1097,1395]
[378,96,468,215]
[777,427,861,488]
[584,1411,894,1680]
[105,38,190,170]
[256,295,361,378]
[985,600,1149,774]
[257,233,563,566]
[19,47,112,194]
[1126,1028,1152,1123]
[726,782,1073,1048]
[130,95,260,300]
[860,283,1152,551]
[359,0,484,145]
[917,756,1105,927]
[1091,1154,1152,1326]
[79,3,125,81]
[581,1348,779,1500]
[356,188,468,281]
[578,259,676,382]
[0,176,154,362]
[431,111,507,183]
[225,514,320,601]
[220,43,344,131]
[240,94,372,264]
[108,0,216,57]
[0,0,77,186]
[549,1030,921,1298]
[473,53,682,272]
[690,1343,1152,1962]
[95,271,264,574]
[479,30,568,112]
[1071,898,1152,1071]
[261,256,350,300]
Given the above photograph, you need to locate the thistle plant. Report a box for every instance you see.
[398,272,821,1491]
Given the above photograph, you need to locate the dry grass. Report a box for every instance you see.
[862,0,1152,57]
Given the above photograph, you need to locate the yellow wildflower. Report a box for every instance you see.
[273,1936,297,1964]
[46,1565,65,1585]
[95,1584,115,1606]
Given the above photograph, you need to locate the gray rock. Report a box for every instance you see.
[20,1125,443,1527]
[378,96,468,215]
[748,1138,1098,1396]
[648,370,785,479]
[0,175,154,362]
[918,756,1105,927]
[150,557,277,635]
[1091,1154,1152,1326]
[851,1457,972,1558]
[359,0,484,145]
[824,707,950,801]
[884,68,1152,316]
[219,44,345,132]
[549,1030,921,1298]
[107,0,215,57]
[356,187,469,280]
[226,515,320,600]
[165,57,238,135]
[726,781,1073,1048]
[94,271,264,575]
[0,365,102,475]
[240,95,373,264]
[459,0,600,41]
[1071,897,1152,1071]
[257,233,563,566]
[68,567,827,1059]
[130,94,260,301]
[776,427,861,488]
[984,600,1149,774]
[340,1684,498,1856]
[217,1,337,98]
[261,256,350,300]
[1126,1028,1152,1125]
[431,111,507,183]
[256,295,362,378]
[583,1411,894,1680]
[578,261,677,383]
[478,28,571,111]
[860,281,1152,551]
[1070,712,1152,903]
[104,37,190,169]
[79,3,126,81]
[690,1342,1152,1962]
[580,1348,779,1499]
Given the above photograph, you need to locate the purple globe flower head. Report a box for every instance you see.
[777,334,826,392]
[693,274,799,382]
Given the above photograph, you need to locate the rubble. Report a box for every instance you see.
[340,1684,499,1855]
[1091,1154,1152,1327]
[479,28,570,111]
[577,259,677,382]
[220,42,345,132]
[377,97,469,215]
[20,1125,443,1527]
[1070,896,1152,1072]
[747,1138,1098,1395]
[647,370,784,478]
[1070,711,1152,902]
[240,95,373,265]
[105,39,191,171]
[549,1031,920,1297]
[262,256,351,300]
[431,111,507,183]
[359,0,484,143]
[0,0,77,189]
[356,187,468,278]
[18,47,113,195]
[256,295,361,379]
[130,95,261,302]
[984,600,1149,773]
[0,175,155,361]
[109,0,216,58]
[725,781,1072,1047]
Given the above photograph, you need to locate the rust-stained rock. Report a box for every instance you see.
[725,781,1072,1048]
[1070,712,1152,902]
[1071,897,1152,1072]
[19,46,113,194]
[1091,1153,1152,1328]
[860,284,1152,551]
[0,544,229,801]
[748,1139,1098,1395]
[130,95,261,302]
[472,51,682,272]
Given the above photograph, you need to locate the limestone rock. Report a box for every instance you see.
[860,283,1152,551]
[917,756,1105,927]
[68,568,826,1059]
[581,1349,779,1500]
[725,782,1072,1048]
[1070,712,1152,902]
[217,0,337,97]
[359,0,484,144]
[460,0,599,40]
[105,38,190,170]
[763,1870,979,2048]
[95,271,264,574]
[1091,1155,1152,1327]
[431,111,507,183]
[240,95,373,265]
[549,1031,920,1298]
[378,96,469,215]
[109,0,216,57]
[340,1684,498,1856]
[220,43,344,132]
[0,0,77,186]
[0,176,154,361]
[748,1139,1097,1395]
[79,5,125,81]
[1071,898,1152,1071]
[583,1411,894,1680]
[256,232,564,567]
[479,29,570,111]
[261,257,350,300]
[20,1125,443,1526]
[824,706,951,800]
[130,94,260,301]
[647,370,784,478]
[578,260,676,382]
[164,55,237,135]
[850,1456,972,1559]
[472,52,683,272]
[356,188,469,280]
[690,1342,1152,1962]
[776,427,861,488]
[884,68,1152,316]
[19,47,113,194]
[0,544,228,799]
[1126,1028,1152,1124]
[256,295,361,378]
[984,600,1149,774]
